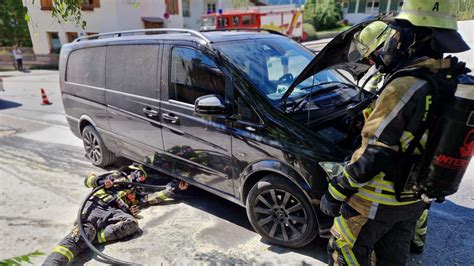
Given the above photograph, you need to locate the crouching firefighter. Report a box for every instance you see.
[43,164,188,266]
[320,0,472,265]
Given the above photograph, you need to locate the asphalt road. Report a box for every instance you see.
[0,71,473,265]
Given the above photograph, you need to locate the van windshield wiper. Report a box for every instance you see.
[285,81,354,113]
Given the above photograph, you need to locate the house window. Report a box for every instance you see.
[40,0,53,10]
[81,0,100,10]
[182,0,190,17]
[207,3,216,13]
[166,0,179,15]
[358,0,367,13]
[389,0,402,11]
[66,32,78,42]
[48,32,61,53]
[348,0,357,13]
[366,0,380,13]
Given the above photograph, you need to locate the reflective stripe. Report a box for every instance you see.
[53,245,74,261]
[365,172,395,193]
[375,80,426,138]
[356,188,418,206]
[400,131,414,152]
[336,240,360,266]
[97,229,106,243]
[366,181,395,193]
[334,216,356,247]
[86,174,95,188]
[157,191,169,200]
[329,183,347,201]
[343,169,367,188]
[368,201,379,220]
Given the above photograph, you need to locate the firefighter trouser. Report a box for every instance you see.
[43,200,139,266]
[411,203,430,251]
[328,201,424,266]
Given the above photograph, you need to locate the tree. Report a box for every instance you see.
[0,0,32,46]
[312,0,343,31]
[30,0,86,28]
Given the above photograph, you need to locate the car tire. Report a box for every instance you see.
[246,174,318,248]
[82,125,116,167]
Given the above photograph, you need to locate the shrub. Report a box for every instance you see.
[458,0,473,20]
[312,0,344,31]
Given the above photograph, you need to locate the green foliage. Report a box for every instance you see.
[232,0,249,9]
[312,0,344,31]
[458,0,474,20]
[32,0,86,28]
[0,0,32,46]
[0,251,45,266]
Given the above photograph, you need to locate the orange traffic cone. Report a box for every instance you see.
[40,88,52,105]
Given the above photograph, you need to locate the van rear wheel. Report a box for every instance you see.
[82,125,116,167]
[246,175,318,248]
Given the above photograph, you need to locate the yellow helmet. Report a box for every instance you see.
[348,21,390,62]
[396,0,459,30]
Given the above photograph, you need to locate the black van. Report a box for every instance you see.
[60,25,373,248]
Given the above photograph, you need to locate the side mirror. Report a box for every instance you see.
[195,94,228,115]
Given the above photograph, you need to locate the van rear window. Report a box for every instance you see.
[66,47,106,87]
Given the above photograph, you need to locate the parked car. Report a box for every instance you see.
[60,24,374,248]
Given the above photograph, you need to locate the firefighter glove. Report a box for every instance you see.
[320,193,343,217]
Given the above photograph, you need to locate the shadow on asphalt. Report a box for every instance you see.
[0,99,22,110]
[89,158,329,263]
[408,200,474,265]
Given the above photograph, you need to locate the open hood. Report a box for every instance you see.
[281,17,384,105]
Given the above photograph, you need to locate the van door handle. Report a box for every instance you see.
[143,107,158,117]
[162,113,179,124]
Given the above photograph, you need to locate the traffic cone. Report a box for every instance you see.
[40,88,52,105]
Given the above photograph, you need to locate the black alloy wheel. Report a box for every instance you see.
[246,175,318,248]
[82,125,116,167]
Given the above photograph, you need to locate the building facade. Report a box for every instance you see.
[24,0,185,55]
[341,0,405,24]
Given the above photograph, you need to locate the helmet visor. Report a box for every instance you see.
[348,24,390,63]
[380,28,401,67]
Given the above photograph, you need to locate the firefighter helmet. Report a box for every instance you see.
[348,21,390,62]
[396,0,459,30]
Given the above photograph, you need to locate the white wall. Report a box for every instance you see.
[25,0,184,55]
[455,20,474,69]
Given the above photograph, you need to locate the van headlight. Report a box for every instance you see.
[319,161,345,182]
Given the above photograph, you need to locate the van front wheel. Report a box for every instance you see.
[82,125,116,167]
[246,175,318,248]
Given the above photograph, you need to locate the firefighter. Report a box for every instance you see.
[349,20,434,255]
[43,164,188,266]
[320,0,470,265]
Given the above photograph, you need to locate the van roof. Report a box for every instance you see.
[66,30,285,49]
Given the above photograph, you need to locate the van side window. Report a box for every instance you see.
[234,90,261,124]
[67,47,106,87]
[169,47,225,105]
[106,45,159,98]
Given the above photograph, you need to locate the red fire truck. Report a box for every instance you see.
[200,5,304,40]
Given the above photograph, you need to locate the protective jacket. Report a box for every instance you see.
[328,58,456,215]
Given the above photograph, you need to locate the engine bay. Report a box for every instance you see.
[287,84,369,151]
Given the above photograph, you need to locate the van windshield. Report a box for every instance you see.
[215,38,352,103]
